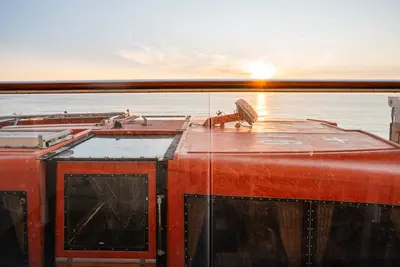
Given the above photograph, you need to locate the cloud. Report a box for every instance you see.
[116,42,164,65]
[5,41,399,81]
[117,50,158,65]
[115,42,249,78]
[279,65,400,79]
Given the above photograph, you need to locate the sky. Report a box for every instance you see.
[1,0,400,81]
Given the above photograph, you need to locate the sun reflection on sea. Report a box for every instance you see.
[256,93,268,120]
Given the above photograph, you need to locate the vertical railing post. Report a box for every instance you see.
[389,97,400,143]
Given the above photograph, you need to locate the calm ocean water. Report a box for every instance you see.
[1,93,399,139]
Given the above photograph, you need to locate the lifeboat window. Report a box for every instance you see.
[64,174,148,251]
[184,195,308,267]
[55,134,175,159]
[0,191,28,267]
[185,195,400,267]
[313,202,400,266]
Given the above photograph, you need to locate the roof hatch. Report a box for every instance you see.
[0,129,73,148]
[53,134,178,160]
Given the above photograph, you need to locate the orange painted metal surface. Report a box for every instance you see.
[165,119,400,267]
[102,119,187,131]
[0,126,93,267]
[183,119,397,153]
[1,113,400,267]
[0,155,44,267]
[167,149,400,267]
[0,117,109,127]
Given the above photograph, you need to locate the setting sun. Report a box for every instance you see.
[244,61,276,79]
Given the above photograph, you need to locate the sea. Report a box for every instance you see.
[1,93,399,139]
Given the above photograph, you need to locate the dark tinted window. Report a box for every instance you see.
[314,202,400,267]
[185,195,308,267]
[185,195,400,267]
[65,174,148,251]
[0,191,28,267]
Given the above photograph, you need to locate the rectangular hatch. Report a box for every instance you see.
[0,129,72,149]
[47,134,177,263]
[54,134,177,160]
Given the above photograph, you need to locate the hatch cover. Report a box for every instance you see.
[0,129,72,149]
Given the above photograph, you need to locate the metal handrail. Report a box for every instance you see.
[0,112,125,120]
[1,79,400,94]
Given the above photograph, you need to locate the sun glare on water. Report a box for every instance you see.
[244,61,276,79]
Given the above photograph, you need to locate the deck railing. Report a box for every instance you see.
[1,79,400,94]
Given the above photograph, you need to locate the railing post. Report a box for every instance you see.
[389,97,400,143]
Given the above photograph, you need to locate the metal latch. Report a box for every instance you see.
[157,195,165,256]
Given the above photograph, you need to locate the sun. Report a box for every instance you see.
[244,61,276,79]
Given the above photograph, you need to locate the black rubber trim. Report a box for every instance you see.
[44,160,57,267]
[164,134,182,160]
[307,201,317,267]
[156,160,168,267]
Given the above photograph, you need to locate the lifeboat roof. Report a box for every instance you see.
[0,113,398,156]
[181,118,398,154]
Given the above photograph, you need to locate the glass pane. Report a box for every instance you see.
[56,135,175,159]
[65,174,148,251]
[185,195,308,267]
[314,203,400,267]
[0,191,28,267]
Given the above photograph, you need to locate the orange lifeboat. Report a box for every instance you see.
[0,99,399,267]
